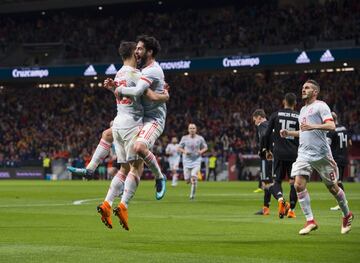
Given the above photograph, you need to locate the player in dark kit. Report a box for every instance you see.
[263,93,299,219]
[252,109,275,215]
[327,112,352,211]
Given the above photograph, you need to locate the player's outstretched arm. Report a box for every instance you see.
[198,147,208,155]
[280,129,299,138]
[145,88,169,102]
[116,78,150,97]
[300,120,335,131]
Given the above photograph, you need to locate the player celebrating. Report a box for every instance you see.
[280,79,354,235]
[114,35,168,200]
[263,93,299,219]
[327,111,352,211]
[165,137,181,186]
[178,123,208,200]
[96,41,169,230]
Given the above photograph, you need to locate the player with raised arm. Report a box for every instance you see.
[280,79,353,235]
[112,35,168,200]
[166,137,181,186]
[263,93,299,219]
[327,111,352,211]
[178,124,208,200]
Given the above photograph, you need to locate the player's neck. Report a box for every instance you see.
[190,134,196,138]
[144,58,155,68]
[123,59,137,69]
[305,97,316,106]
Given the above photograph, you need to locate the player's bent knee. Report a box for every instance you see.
[294,183,304,193]
[326,183,339,195]
[133,142,147,154]
[102,128,113,143]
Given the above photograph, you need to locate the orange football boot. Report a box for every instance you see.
[97,201,112,229]
[113,203,129,231]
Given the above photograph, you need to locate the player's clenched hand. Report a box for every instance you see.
[104,78,115,91]
[266,150,273,160]
[280,129,288,138]
[162,89,170,101]
[164,82,170,91]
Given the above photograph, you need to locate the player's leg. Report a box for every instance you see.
[271,159,284,200]
[260,160,273,215]
[113,126,144,230]
[67,128,113,177]
[314,158,353,234]
[171,162,179,186]
[114,160,143,231]
[286,160,297,218]
[330,165,346,211]
[337,165,345,191]
[183,167,191,184]
[103,165,127,206]
[270,159,290,218]
[135,121,166,200]
[96,130,126,229]
[292,160,317,235]
[287,177,297,218]
[189,166,200,200]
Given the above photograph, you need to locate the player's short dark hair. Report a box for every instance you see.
[305,79,320,92]
[284,92,297,106]
[252,109,266,118]
[118,41,136,60]
[136,34,161,57]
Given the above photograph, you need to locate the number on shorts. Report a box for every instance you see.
[329,172,336,181]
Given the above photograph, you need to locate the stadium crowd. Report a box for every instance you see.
[0,0,359,64]
[1,70,359,167]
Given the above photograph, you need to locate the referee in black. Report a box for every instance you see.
[262,93,299,219]
[327,111,352,211]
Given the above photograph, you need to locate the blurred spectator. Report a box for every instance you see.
[1,70,359,166]
[0,0,359,64]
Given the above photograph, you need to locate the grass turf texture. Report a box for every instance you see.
[0,180,359,263]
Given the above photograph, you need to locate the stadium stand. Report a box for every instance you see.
[1,70,359,167]
[0,0,359,65]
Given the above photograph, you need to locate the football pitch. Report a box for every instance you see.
[0,180,359,263]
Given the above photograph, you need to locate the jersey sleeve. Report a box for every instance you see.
[319,103,333,123]
[142,66,160,84]
[200,137,208,150]
[263,112,276,150]
[117,77,150,97]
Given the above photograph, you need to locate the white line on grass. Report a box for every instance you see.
[0,198,102,208]
[72,198,102,205]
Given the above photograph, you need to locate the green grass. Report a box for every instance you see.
[0,180,359,263]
